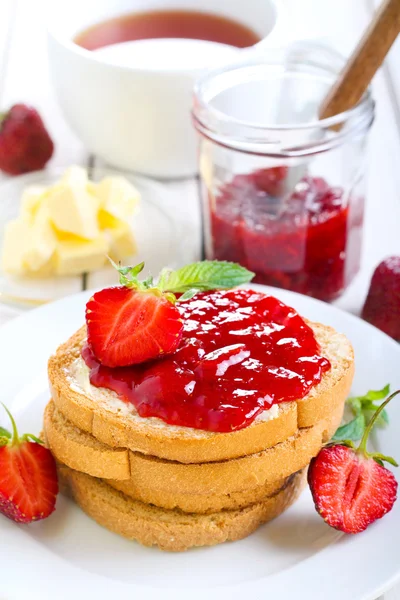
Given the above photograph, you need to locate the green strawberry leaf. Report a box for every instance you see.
[159,261,254,294]
[326,439,355,449]
[21,433,44,445]
[0,435,10,446]
[332,414,365,442]
[0,426,11,439]
[372,452,399,467]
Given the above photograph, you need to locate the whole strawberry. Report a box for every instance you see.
[362,257,400,341]
[308,390,398,534]
[0,104,54,175]
[0,404,58,523]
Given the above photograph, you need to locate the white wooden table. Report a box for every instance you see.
[0,0,399,597]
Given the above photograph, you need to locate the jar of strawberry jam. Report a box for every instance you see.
[192,46,375,301]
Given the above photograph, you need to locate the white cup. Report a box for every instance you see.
[47,0,277,179]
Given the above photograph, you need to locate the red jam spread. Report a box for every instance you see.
[82,289,330,433]
[209,168,363,302]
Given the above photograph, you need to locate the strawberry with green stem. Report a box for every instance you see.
[86,259,254,368]
[308,390,399,534]
[0,404,58,523]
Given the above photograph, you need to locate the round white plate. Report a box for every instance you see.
[0,285,399,600]
[0,168,187,307]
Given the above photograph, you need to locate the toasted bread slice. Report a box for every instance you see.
[48,322,353,463]
[44,400,297,513]
[44,398,342,498]
[58,465,306,551]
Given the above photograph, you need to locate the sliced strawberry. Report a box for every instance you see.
[86,286,183,367]
[308,390,399,534]
[0,406,58,523]
[308,444,397,533]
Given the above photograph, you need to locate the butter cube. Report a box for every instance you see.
[1,220,32,275]
[47,185,100,240]
[54,235,109,275]
[24,202,57,272]
[95,176,140,221]
[98,209,121,230]
[107,221,137,261]
[21,185,47,223]
[61,165,88,188]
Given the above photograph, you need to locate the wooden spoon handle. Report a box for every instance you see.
[319,0,400,120]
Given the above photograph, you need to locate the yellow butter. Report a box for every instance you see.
[98,208,121,230]
[24,202,57,272]
[61,165,88,188]
[20,185,47,223]
[47,185,100,240]
[95,176,140,221]
[107,221,137,261]
[54,235,109,276]
[1,220,32,275]
[2,167,140,279]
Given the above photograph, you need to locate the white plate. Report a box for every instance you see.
[0,168,190,307]
[0,285,399,600]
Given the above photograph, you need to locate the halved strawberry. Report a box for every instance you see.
[86,286,183,367]
[308,390,398,534]
[0,405,58,523]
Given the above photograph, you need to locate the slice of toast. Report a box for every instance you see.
[106,472,297,514]
[48,322,354,463]
[58,464,307,551]
[44,398,342,497]
[44,401,300,513]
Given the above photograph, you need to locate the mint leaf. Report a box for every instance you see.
[363,404,389,428]
[332,384,392,443]
[362,384,390,401]
[332,414,365,442]
[159,261,254,294]
[0,426,11,439]
[348,396,362,415]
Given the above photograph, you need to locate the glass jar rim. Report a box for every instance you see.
[192,47,375,157]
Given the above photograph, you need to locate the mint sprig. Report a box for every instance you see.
[329,390,399,468]
[332,384,391,442]
[110,259,254,303]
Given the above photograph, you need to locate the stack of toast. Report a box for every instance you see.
[44,324,354,552]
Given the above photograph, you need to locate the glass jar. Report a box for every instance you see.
[192,45,375,302]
